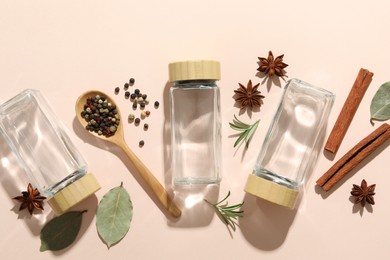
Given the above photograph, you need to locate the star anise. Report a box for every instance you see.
[350,179,375,207]
[13,183,47,215]
[257,51,288,78]
[234,80,265,110]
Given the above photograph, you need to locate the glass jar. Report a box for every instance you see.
[245,79,335,208]
[0,89,100,215]
[169,60,222,185]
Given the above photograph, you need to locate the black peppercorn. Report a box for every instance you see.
[135,118,140,124]
[124,83,129,90]
[140,102,145,109]
[115,87,120,93]
[125,91,130,98]
[154,101,160,108]
[139,140,144,147]
[135,89,140,95]
[144,123,149,130]
[129,78,135,84]
[130,93,136,100]
[142,94,147,99]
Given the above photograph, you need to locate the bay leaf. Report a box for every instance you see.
[96,182,133,249]
[40,210,86,252]
[370,82,390,121]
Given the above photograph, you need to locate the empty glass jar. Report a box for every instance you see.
[0,89,100,215]
[169,60,222,185]
[245,79,335,208]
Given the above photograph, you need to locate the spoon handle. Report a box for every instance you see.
[117,139,181,218]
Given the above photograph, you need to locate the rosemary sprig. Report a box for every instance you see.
[204,191,244,232]
[229,115,260,148]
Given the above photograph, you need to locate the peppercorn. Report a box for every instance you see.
[132,102,137,109]
[154,101,160,108]
[144,123,149,130]
[145,110,151,116]
[135,118,140,124]
[141,111,147,118]
[124,83,129,90]
[142,94,147,100]
[130,93,136,100]
[129,78,135,84]
[140,102,145,109]
[139,140,144,147]
[135,89,140,95]
[125,91,130,98]
[128,114,135,121]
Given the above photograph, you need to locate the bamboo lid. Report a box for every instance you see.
[47,173,101,215]
[169,60,220,82]
[244,174,298,209]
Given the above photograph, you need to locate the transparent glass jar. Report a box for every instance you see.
[245,79,335,208]
[0,89,100,214]
[169,60,222,185]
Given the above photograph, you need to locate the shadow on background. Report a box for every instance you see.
[239,193,297,250]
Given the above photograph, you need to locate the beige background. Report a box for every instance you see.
[1,0,389,259]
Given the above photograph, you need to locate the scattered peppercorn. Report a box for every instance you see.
[135,89,140,95]
[125,91,130,98]
[141,111,147,118]
[135,118,141,124]
[144,123,149,130]
[139,140,144,147]
[154,101,160,108]
[128,114,135,122]
[129,78,135,84]
[142,94,147,100]
[132,102,137,109]
[130,93,136,100]
[115,87,120,93]
[146,110,151,116]
[124,83,129,90]
[140,102,145,109]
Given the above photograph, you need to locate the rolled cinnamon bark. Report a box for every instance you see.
[317,123,390,192]
[324,68,374,154]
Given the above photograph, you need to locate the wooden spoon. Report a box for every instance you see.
[75,90,181,218]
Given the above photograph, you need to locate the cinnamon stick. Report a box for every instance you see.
[317,123,390,192]
[324,68,374,154]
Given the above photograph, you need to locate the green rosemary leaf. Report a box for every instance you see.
[229,122,246,131]
[204,191,244,233]
[216,190,231,205]
[234,131,248,147]
[230,115,260,148]
[245,120,260,147]
[233,114,251,128]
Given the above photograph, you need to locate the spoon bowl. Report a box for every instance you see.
[75,90,181,218]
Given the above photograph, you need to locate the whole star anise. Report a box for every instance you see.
[13,183,47,215]
[257,51,288,78]
[234,80,265,110]
[350,179,375,207]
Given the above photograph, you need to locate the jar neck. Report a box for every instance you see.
[173,79,217,86]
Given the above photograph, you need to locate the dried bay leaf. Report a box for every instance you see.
[96,182,133,249]
[40,210,86,252]
[370,82,390,121]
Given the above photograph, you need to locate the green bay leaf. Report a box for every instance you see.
[96,182,133,249]
[370,82,390,121]
[40,211,86,252]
